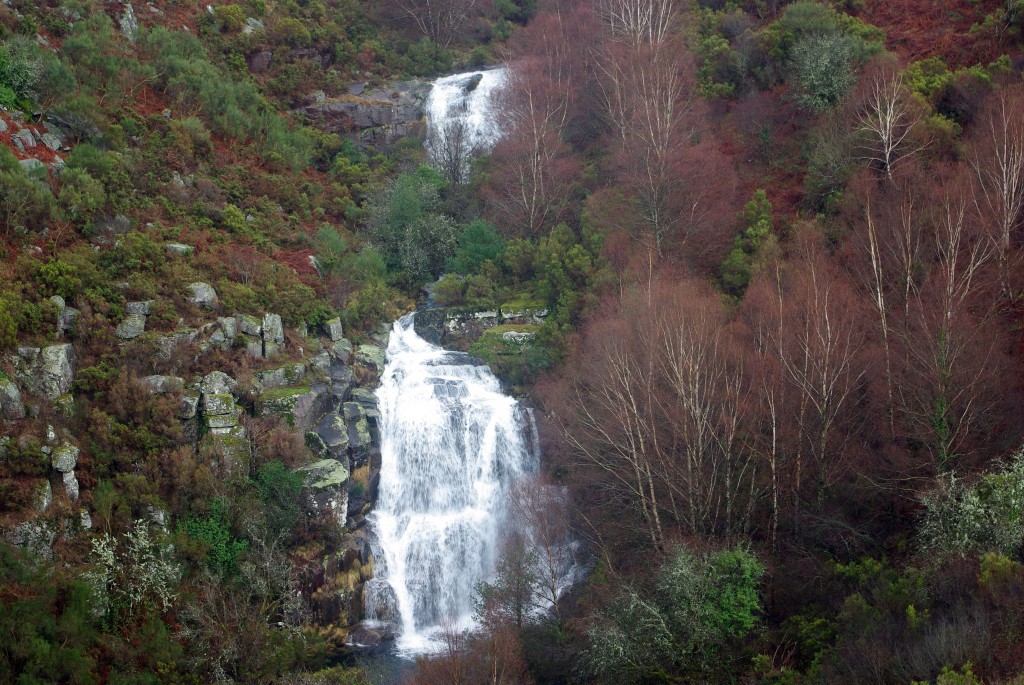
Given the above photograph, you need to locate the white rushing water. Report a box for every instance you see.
[424,68,507,182]
[365,314,538,652]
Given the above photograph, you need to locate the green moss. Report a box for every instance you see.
[499,293,545,311]
[259,385,312,401]
[297,459,349,489]
[480,323,541,337]
[258,385,312,427]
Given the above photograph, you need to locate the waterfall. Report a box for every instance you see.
[424,68,507,182]
[365,314,538,652]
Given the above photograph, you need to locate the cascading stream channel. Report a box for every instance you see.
[361,66,581,655]
[365,315,537,653]
[424,68,507,182]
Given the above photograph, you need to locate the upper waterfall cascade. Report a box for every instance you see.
[424,68,507,181]
[364,314,537,652]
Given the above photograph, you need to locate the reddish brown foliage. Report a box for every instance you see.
[861,0,1008,68]
[484,7,596,237]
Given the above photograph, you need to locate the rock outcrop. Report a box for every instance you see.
[1,295,390,643]
[262,313,284,357]
[0,375,26,419]
[354,345,386,382]
[186,282,219,310]
[413,304,549,349]
[323,317,344,341]
[295,80,432,147]
[9,344,76,401]
[296,458,350,531]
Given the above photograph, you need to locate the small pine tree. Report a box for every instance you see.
[721,189,774,298]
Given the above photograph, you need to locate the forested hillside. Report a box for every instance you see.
[1,0,1024,683]
[406,1,1024,683]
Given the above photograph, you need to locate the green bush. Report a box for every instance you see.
[721,189,774,298]
[919,449,1024,558]
[58,167,107,224]
[36,259,83,300]
[221,203,248,233]
[0,168,55,236]
[402,38,454,76]
[214,5,246,33]
[584,546,764,683]
[789,33,857,112]
[314,225,349,275]
[65,144,131,209]
[275,18,312,48]
[433,273,466,305]
[447,219,505,274]
[0,545,99,683]
[183,500,249,576]
[344,280,411,332]
[245,0,267,16]
[0,36,43,101]
[764,1,885,62]
[496,0,537,24]
[0,84,17,108]
[0,294,17,349]
[34,52,75,108]
[141,27,312,169]
[255,461,304,537]
[467,45,490,68]
[365,166,457,281]
[0,146,18,173]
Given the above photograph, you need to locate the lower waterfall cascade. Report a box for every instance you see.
[363,314,538,652]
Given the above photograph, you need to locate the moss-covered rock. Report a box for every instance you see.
[472,324,541,356]
[10,344,77,401]
[50,444,79,472]
[257,385,330,430]
[0,376,25,420]
[203,423,248,470]
[314,412,350,460]
[296,458,350,532]
[305,431,331,460]
[254,363,306,389]
[202,392,236,417]
[322,317,344,341]
[355,345,385,376]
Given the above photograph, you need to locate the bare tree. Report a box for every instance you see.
[596,0,677,48]
[386,0,480,49]
[759,235,866,515]
[508,477,575,624]
[970,88,1024,301]
[429,117,473,185]
[856,65,929,183]
[654,288,753,537]
[901,197,996,470]
[597,41,697,256]
[863,200,895,434]
[847,179,921,435]
[591,0,736,262]
[486,9,591,236]
[556,280,760,545]
[561,314,667,548]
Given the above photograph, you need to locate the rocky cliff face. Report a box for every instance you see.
[414,305,549,349]
[0,279,393,643]
[295,81,433,147]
